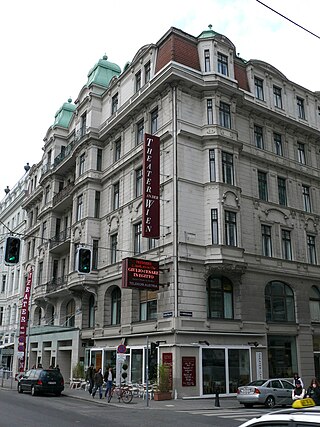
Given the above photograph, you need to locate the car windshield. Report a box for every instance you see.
[247,380,267,387]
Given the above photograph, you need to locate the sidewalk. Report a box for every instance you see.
[64,387,240,411]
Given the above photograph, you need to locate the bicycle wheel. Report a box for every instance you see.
[121,389,133,404]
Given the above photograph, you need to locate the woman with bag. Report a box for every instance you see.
[306,378,320,405]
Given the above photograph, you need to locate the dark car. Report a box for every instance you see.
[17,369,64,396]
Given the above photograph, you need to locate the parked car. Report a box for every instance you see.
[17,368,64,396]
[237,378,295,408]
[238,407,320,427]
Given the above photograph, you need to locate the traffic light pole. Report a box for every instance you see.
[145,335,149,407]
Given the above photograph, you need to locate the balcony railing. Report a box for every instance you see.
[53,127,87,169]
[46,275,68,293]
[49,227,71,250]
[53,182,74,206]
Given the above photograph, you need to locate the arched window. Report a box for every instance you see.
[207,275,233,319]
[265,281,295,322]
[88,295,95,328]
[66,299,75,327]
[111,287,121,325]
[310,286,320,322]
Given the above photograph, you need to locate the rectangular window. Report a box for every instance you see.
[204,49,210,72]
[273,86,283,108]
[262,225,272,257]
[219,102,231,128]
[79,153,85,175]
[211,209,219,244]
[41,221,47,242]
[209,149,216,182]
[307,235,317,265]
[111,93,118,114]
[302,185,311,212]
[96,148,102,171]
[254,77,264,100]
[37,262,43,286]
[44,186,50,204]
[76,195,83,221]
[136,120,144,145]
[222,151,234,185]
[254,125,264,149]
[274,133,283,156]
[258,171,268,201]
[297,97,305,119]
[282,229,292,260]
[0,307,3,326]
[135,71,142,92]
[225,210,237,246]
[110,234,118,264]
[278,177,287,206]
[80,112,87,137]
[151,108,158,134]
[148,238,157,250]
[144,61,151,84]
[297,142,306,164]
[113,182,119,210]
[207,99,213,125]
[1,275,6,293]
[92,240,99,270]
[114,138,121,162]
[140,290,157,321]
[135,167,143,197]
[134,222,142,254]
[217,52,228,75]
[94,191,100,218]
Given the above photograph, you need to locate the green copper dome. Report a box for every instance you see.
[53,98,76,128]
[198,24,217,39]
[87,54,121,87]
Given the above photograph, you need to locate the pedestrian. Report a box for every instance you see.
[104,367,113,400]
[306,378,320,405]
[55,364,60,372]
[92,368,103,399]
[292,380,305,401]
[293,372,304,388]
[85,363,95,395]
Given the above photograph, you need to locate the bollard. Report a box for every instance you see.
[215,388,220,407]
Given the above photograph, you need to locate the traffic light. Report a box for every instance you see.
[76,248,91,273]
[4,237,21,264]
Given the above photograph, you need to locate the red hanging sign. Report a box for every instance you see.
[17,269,33,372]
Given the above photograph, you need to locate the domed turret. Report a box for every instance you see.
[87,54,121,88]
[53,98,76,128]
[198,24,217,39]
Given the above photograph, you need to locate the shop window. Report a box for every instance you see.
[268,335,297,378]
[265,281,295,322]
[207,275,233,319]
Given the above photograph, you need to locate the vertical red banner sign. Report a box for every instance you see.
[17,269,33,372]
[142,133,160,239]
[162,352,173,389]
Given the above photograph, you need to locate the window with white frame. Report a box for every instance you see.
[297,97,306,119]
[207,99,213,125]
[254,125,264,149]
[110,233,118,264]
[307,234,317,264]
[134,222,142,254]
[111,287,121,325]
[136,120,144,145]
[111,93,118,114]
[254,77,264,100]
[80,112,87,137]
[261,224,272,257]
[144,61,151,84]
[209,149,216,182]
[225,210,237,246]
[273,133,283,156]
[302,185,311,212]
[297,142,306,164]
[113,182,120,210]
[273,86,283,108]
[76,195,83,221]
[219,102,231,128]
[211,208,218,244]
[135,167,143,197]
[281,229,292,260]
[204,49,210,72]
[135,70,141,92]
[148,238,157,250]
[140,290,157,321]
[217,52,228,76]
[79,153,85,175]
[222,151,234,185]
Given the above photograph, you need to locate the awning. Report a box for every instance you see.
[0,343,14,349]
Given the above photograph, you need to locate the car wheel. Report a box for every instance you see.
[243,403,253,408]
[31,386,37,396]
[18,384,23,394]
[265,395,275,408]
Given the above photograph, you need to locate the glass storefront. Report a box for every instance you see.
[268,335,297,378]
[202,347,250,395]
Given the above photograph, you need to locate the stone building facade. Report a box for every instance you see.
[17,26,320,397]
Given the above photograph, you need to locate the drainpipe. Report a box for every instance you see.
[172,84,178,318]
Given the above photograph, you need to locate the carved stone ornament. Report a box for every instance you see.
[204,263,247,281]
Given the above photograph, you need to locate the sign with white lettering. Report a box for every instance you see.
[17,269,33,372]
[142,133,160,239]
[122,258,159,290]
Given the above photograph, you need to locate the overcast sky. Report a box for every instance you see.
[1,0,319,196]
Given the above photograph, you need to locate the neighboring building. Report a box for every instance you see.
[19,26,320,397]
[0,172,28,372]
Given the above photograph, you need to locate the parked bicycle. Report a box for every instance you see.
[107,384,133,403]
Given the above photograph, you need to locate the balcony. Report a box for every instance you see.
[52,182,74,211]
[46,276,69,295]
[49,227,71,253]
[53,127,87,171]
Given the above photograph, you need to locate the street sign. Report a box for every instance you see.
[117,344,127,354]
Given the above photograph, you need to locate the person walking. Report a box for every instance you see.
[92,368,103,399]
[85,363,95,395]
[293,372,304,388]
[306,378,320,405]
[292,380,305,401]
[104,367,113,400]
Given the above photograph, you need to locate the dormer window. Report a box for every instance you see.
[217,52,228,76]
[135,71,142,92]
[254,77,264,100]
[204,49,211,72]
[144,62,151,84]
[297,97,306,119]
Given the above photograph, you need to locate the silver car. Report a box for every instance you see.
[237,378,295,408]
